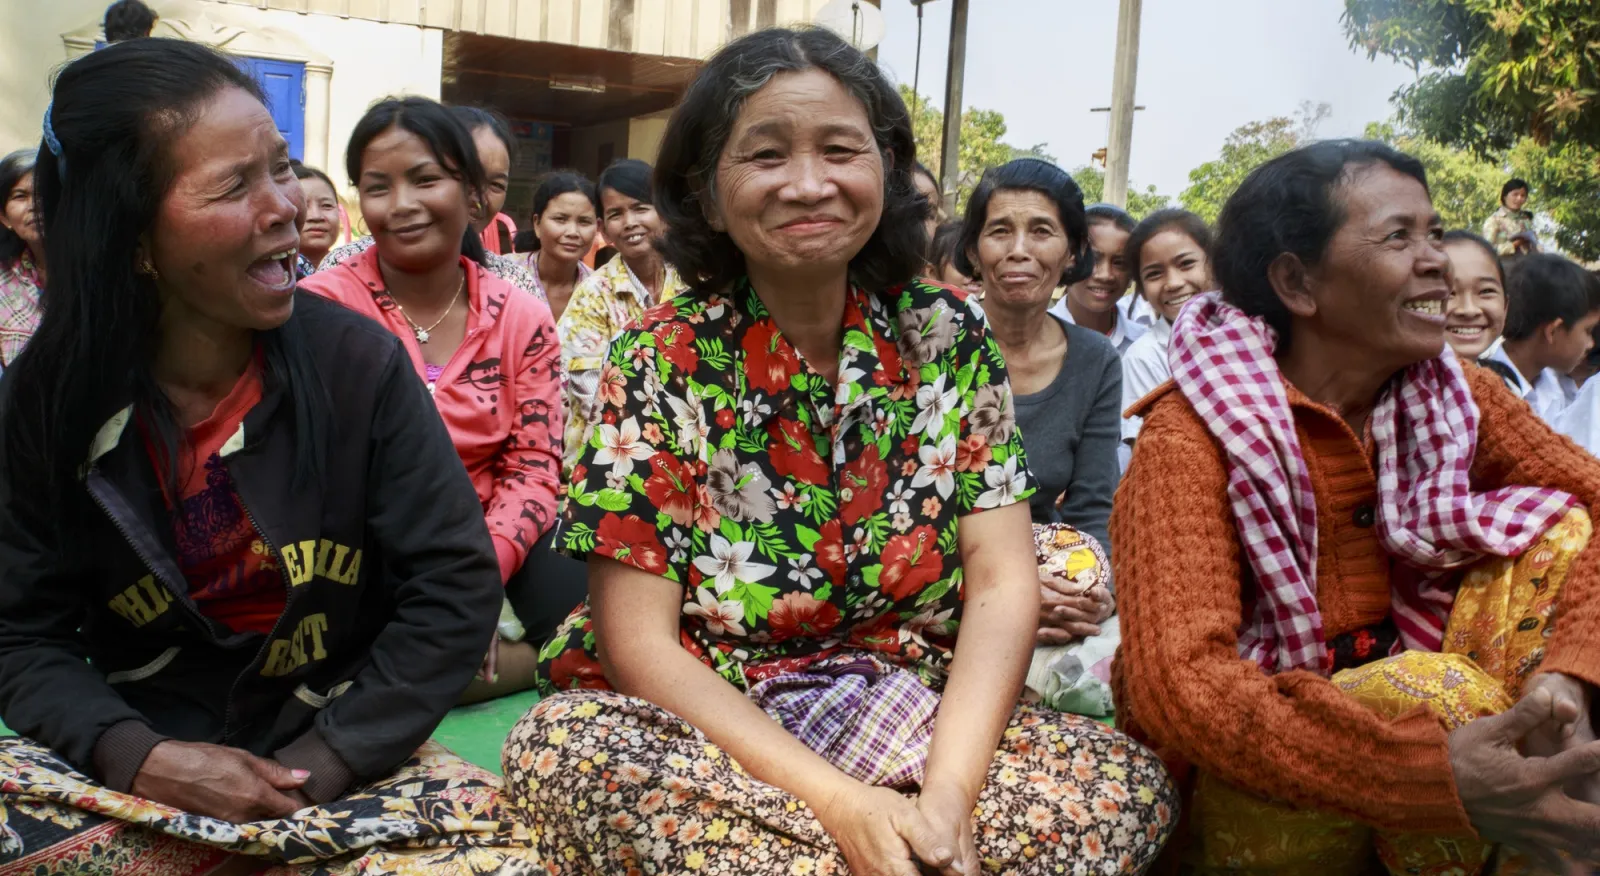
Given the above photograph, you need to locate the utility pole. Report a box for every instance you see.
[938,0,968,216]
[1104,0,1142,208]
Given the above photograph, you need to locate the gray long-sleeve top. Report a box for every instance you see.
[1015,317,1122,573]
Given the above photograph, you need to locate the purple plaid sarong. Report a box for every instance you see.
[746,651,939,790]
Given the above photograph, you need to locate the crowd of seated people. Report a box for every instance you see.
[6,23,1600,876]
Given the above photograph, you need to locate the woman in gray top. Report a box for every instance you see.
[954,159,1122,646]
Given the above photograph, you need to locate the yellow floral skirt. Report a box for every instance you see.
[1185,507,1590,876]
[0,740,541,876]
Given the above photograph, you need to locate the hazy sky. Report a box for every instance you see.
[872,0,1422,197]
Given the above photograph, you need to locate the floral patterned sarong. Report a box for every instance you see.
[0,740,541,876]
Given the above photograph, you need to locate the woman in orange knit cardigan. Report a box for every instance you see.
[1114,139,1600,875]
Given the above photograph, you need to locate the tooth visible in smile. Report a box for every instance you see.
[1402,299,1444,316]
[1449,327,1486,336]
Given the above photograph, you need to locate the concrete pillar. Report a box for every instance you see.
[937,0,967,215]
[1104,0,1142,209]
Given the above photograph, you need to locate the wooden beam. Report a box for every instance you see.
[937,0,967,214]
[1104,0,1142,208]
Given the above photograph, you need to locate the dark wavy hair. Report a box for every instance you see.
[0,150,37,266]
[952,158,1093,286]
[1213,139,1429,348]
[347,96,489,266]
[4,38,327,541]
[524,170,599,252]
[1124,208,1212,294]
[654,26,926,294]
[103,0,156,42]
[1503,253,1600,340]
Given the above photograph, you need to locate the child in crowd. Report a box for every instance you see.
[1486,252,1600,421]
[1118,209,1212,467]
[1440,230,1515,388]
[1049,203,1146,353]
[926,220,979,295]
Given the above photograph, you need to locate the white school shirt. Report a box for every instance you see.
[1482,341,1576,422]
[1117,317,1171,471]
[1119,292,1157,331]
[1048,296,1147,355]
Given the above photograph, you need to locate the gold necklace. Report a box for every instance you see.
[392,270,464,344]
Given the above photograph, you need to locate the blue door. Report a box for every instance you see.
[242,58,306,161]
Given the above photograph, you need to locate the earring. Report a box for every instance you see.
[138,257,159,280]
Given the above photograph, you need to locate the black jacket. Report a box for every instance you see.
[0,292,502,801]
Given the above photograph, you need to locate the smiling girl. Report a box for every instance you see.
[1119,209,1214,459]
[1440,231,1507,364]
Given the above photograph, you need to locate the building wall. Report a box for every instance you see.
[213,0,831,60]
[1,0,443,196]
[568,118,633,180]
[627,109,674,165]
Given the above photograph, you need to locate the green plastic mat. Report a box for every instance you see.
[428,690,541,774]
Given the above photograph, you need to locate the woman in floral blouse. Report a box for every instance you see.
[556,158,688,466]
[503,26,1177,876]
[0,150,45,370]
[1481,178,1537,256]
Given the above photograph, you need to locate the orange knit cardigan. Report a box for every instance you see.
[1112,364,1600,836]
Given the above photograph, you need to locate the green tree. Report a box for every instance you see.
[1342,0,1600,259]
[1507,138,1600,259]
[1363,121,1505,231]
[1070,164,1172,219]
[1179,116,1301,224]
[1179,102,1333,224]
[1343,0,1600,151]
[900,85,1061,212]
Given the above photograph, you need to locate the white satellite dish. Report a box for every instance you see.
[815,0,886,52]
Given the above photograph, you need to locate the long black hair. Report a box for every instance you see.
[524,171,599,253]
[0,150,37,266]
[4,38,328,541]
[346,96,489,266]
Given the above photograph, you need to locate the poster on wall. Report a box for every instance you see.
[506,121,555,220]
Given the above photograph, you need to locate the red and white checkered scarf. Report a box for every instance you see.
[1169,293,1575,675]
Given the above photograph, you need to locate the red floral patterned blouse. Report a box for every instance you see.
[538,277,1035,692]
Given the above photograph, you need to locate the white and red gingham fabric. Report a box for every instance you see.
[1168,293,1576,675]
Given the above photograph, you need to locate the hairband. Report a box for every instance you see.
[41,102,67,179]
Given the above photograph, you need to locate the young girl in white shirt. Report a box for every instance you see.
[1118,210,1214,468]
